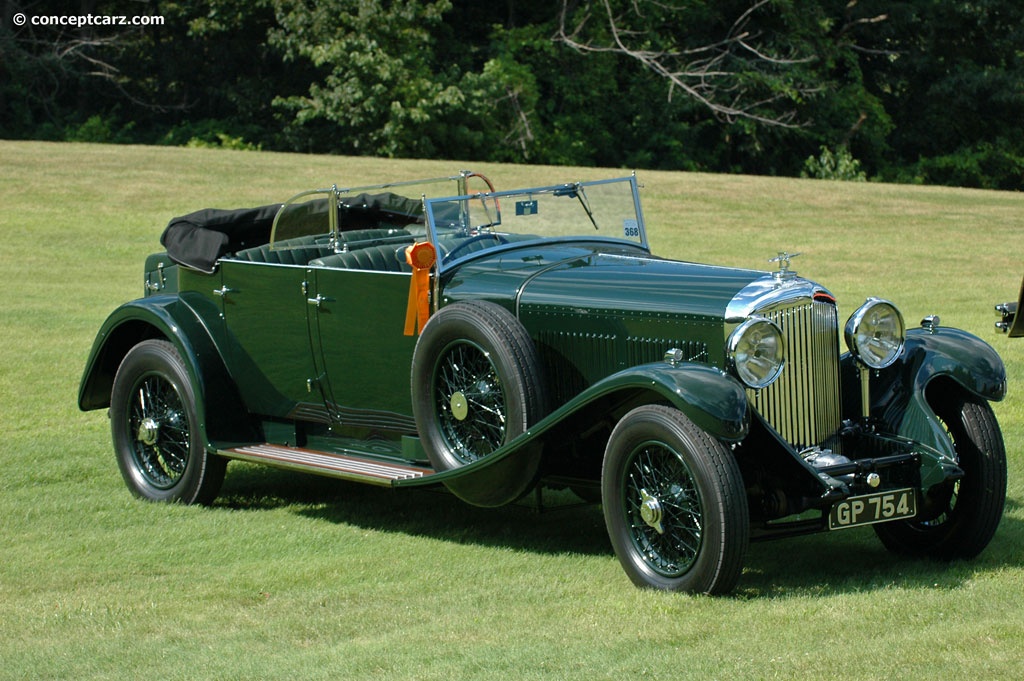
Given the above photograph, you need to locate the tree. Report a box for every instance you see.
[857,0,1024,189]
[556,0,824,127]
[0,0,148,137]
[270,0,466,157]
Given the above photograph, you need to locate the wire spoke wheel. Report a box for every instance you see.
[433,339,507,463]
[622,441,704,577]
[110,340,225,505]
[127,373,191,489]
[602,405,747,594]
[412,301,547,507]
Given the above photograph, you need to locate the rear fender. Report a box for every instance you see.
[78,294,258,446]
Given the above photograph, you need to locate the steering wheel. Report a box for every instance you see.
[444,233,509,260]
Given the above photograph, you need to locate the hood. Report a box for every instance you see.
[516,249,765,320]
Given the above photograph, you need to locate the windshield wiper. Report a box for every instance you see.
[554,183,599,230]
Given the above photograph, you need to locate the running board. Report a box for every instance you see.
[220,443,434,487]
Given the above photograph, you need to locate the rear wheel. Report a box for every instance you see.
[874,392,1006,559]
[602,405,748,594]
[110,340,225,505]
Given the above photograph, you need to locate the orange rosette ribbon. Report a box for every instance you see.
[403,241,436,336]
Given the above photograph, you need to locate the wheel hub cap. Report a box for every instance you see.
[450,391,469,421]
[137,417,160,446]
[639,488,665,535]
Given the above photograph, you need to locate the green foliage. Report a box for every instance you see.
[801,146,867,182]
[64,115,136,144]
[270,0,462,157]
[185,133,262,151]
[162,119,265,151]
[860,0,1024,189]
[2,0,1023,188]
[894,140,1024,191]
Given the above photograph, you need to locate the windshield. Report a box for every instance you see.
[269,172,495,252]
[424,175,646,269]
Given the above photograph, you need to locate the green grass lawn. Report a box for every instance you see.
[1,140,1022,680]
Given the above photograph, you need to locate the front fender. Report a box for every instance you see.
[902,327,1006,401]
[78,295,258,446]
[854,326,1006,488]
[394,361,750,492]
[552,361,751,442]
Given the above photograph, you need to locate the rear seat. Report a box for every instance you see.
[230,234,332,265]
[310,244,412,272]
[230,229,413,266]
[230,243,332,265]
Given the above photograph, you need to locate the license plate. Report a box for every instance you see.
[828,488,917,530]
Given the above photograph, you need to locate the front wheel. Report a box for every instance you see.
[110,340,225,505]
[874,392,1006,559]
[602,405,749,595]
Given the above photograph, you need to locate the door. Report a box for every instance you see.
[217,260,329,422]
[308,266,418,434]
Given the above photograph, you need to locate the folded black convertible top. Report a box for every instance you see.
[160,203,282,274]
[160,192,423,273]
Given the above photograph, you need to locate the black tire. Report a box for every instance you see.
[110,340,226,505]
[602,405,749,595]
[874,392,1006,559]
[411,300,546,506]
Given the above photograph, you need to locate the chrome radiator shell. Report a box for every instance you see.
[727,278,843,450]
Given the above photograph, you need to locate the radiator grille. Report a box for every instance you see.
[751,298,842,450]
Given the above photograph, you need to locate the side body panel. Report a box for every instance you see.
[216,260,327,422]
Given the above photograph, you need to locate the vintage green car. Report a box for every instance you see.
[79,172,1008,595]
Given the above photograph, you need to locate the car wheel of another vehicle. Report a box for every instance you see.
[874,391,1006,559]
[602,405,748,595]
[110,339,226,505]
[411,300,546,507]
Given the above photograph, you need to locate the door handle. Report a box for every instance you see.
[307,294,335,308]
[213,286,237,297]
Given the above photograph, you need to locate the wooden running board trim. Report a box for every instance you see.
[221,443,434,486]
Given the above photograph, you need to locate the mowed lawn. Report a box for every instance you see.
[1,140,1022,680]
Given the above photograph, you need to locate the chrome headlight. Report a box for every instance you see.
[844,298,905,369]
[727,317,785,389]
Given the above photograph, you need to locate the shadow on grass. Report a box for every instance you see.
[215,462,612,558]
[215,462,1023,598]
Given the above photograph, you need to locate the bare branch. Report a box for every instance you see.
[8,22,184,113]
[555,0,828,127]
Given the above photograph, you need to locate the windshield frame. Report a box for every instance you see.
[424,174,647,272]
[267,172,493,253]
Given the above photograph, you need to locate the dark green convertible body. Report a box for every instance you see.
[80,173,1008,594]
